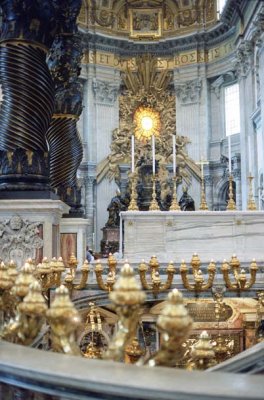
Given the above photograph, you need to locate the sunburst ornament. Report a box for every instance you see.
[134,106,161,141]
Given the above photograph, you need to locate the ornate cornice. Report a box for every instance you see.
[175,79,202,105]
[92,78,120,105]
[80,24,236,57]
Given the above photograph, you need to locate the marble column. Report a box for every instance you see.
[205,175,213,211]
[234,41,254,209]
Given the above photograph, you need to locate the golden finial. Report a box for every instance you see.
[46,285,81,355]
[144,289,193,367]
[187,331,217,370]
[12,263,38,299]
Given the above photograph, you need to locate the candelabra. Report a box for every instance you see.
[187,331,217,370]
[199,176,208,210]
[226,175,236,210]
[149,175,160,211]
[46,285,81,356]
[247,174,257,210]
[221,255,258,291]
[63,259,91,296]
[169,176,181,211]
[35,257,53,291]
[50,257,66,287]
[104,262,146,362]
[180,253,216,293]
[138,256,176,297]
[143,289,193,368]
[67,253,79,278]
[95,253,117,292]
[128,173,139,211]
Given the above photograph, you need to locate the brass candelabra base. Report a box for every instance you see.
[199,178,208,210]
[247,174,257,210]
[149,176,160,211]
[169,176,181,211]
[128,174,139,211]
[226,175,236,211]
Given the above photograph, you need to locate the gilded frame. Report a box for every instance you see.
[129,8,162,39]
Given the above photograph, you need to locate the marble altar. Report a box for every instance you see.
[120,211,264,263]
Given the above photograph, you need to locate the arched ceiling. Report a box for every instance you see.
[78,0,218,40]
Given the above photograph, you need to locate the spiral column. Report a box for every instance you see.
[0,0,59,193]
[47,3,84,216]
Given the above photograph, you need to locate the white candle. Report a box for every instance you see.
[152,135,155,175]
[248,135,252,175]
[172,134,176,176]
[228,135,232,174]
[131,134,135,173]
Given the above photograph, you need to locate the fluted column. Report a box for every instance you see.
[46,1,84,216]
[0,0,58,193]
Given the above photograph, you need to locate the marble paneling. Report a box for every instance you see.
[121,211,264,263]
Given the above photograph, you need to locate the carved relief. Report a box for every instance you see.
[78,0,217,38]
[0,215,43,268]
[92,79,120,105]
[175,79,202,105]
[234,40,254,78]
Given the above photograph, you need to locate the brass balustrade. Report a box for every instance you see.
[138,256,176,296]
[104,262,146,362]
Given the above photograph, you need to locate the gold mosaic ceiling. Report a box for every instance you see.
[78,0,218,40]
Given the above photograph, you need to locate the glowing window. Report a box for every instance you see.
[225,83,240,136]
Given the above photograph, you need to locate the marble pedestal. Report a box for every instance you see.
[60,218,90,266]
[120,211,264,263]
[0,200,69,268]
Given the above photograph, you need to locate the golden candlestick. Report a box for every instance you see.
[169,176,181,211]
[226,175,236,210]
[128,173,139,211]
[149,175,160,211]
[197,157,209,210]
[247,174,257,210]
[199,175,208,210]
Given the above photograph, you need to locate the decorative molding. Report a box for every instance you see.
[233,40,254,78]
[0,215,43,267]
[175,79,202,105]
[92,78,119,105]
[210,72,236,98]
[204,175,213,185]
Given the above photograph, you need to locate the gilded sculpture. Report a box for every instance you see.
[97,54,201,196]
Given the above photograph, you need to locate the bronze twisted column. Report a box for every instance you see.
[47,1,84,216]
[0,0,59,195]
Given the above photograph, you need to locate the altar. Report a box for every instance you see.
[120,211,264,263]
